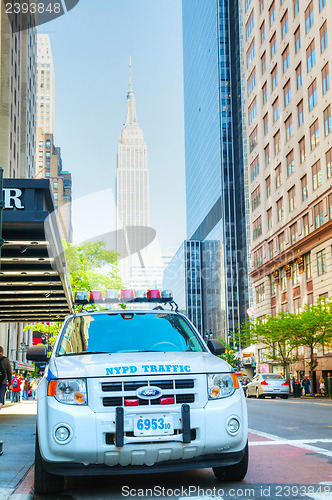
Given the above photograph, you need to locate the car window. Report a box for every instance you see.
[58,313,204,355]
[264,374,283,379]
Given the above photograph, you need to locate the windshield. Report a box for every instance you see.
[58,313,204,356]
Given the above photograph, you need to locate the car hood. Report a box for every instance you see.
[49,351,232,379]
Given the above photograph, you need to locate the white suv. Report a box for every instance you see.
[28,307,248,495]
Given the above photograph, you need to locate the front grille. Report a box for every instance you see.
[105,428,197,445]
[101,379,196,407]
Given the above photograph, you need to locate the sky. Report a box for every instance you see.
[40,0,186,256]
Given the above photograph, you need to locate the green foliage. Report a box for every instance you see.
[218,338,238,369]
[62,240,122,295]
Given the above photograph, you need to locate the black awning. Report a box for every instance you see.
[0,179,73,322]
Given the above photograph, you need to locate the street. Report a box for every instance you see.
[1,398,332,500]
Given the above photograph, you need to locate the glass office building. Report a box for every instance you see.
[182,0,251,340]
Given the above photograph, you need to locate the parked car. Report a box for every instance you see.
[236,372,251,393]
[245,373,289,399]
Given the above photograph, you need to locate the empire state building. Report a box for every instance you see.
[116,58,149,265]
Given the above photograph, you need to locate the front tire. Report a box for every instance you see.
[213,442,249,482]
[34,431,64,495]
[256,388,261,399]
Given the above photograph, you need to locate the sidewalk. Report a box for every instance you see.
[0,401,36,500]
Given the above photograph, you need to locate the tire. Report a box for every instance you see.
[281,395,289,399]
[34,431,64,495]
[271,396,276,399]
[256,388,261,399]
[213,442,249,482]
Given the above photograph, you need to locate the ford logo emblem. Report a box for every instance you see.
[137,386,163,399]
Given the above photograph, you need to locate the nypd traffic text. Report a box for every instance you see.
[105,364,191,375]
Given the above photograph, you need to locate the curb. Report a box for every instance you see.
[9,466,34,500]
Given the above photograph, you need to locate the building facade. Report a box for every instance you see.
[244,0,332,376]
[182,0,251,340]
[36,34,55,135]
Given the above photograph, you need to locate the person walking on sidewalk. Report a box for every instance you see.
[30,377,38,400]
[0,346,12,411]
[11,372,22,403]
[22,377,31,400]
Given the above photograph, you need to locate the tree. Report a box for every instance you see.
[62,240,122,295]
[295,299,332,391]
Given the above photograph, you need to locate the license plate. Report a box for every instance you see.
[133,414,174,436]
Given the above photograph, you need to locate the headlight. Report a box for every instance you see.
[48,379,87,405]
[207,373,239,399]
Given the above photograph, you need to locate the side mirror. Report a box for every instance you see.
[26,345,48,362]
[207,339,225,356]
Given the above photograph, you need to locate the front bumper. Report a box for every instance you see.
[37,389,247,471]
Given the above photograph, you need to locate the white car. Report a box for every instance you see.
[28,295,248,495]
[246,373,289,399]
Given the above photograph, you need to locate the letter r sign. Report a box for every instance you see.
[3,189,24,209]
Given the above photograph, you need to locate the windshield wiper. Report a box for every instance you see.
[62,351,109,356]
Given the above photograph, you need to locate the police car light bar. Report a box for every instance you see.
[74,289,175,306]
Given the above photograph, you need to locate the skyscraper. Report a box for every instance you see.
[116,59,149,279]
[244,0,332,318]
[181,0,251,339]
[36,34,55,135]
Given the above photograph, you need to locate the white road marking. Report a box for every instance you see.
[249,428,332,458]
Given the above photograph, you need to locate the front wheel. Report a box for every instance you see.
[281,395,289,399]
[34,431,64,495]
[213,442,249,482]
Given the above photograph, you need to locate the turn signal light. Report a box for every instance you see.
[48,380,58,396]
[160,397,175,405]
[124,399,139,406]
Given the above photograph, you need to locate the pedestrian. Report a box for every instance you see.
[319,376,326,396]
[30,377,39,400]
[325,372,331,397]
[22,378,31,400]
[291,377,296,393]
[303,376,311,396]
[11,372,22,403]
[0,346,12,412]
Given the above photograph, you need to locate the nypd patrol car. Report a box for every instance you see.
[27,289,248,495]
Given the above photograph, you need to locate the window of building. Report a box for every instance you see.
[246,9,255,40]
[248,68,257,96]
[297,99,304,126]
[261,51,266,73]
[265,144,270,166]
[305,1,314,34]
[38,151,43,158]
[53,181,58,190]
[249,126,258,152]
[295,26,301,53]
[271,64,278,90]
[322,63,330,94]
[253,247,263,269]
[281,10,289,38]
[294,0,299,15]
[280,268,287,291]
[247,39,255,68]
[260,0,265,13]
[274,130,280,156]
[305,253,312,278]
[282,45,290,73]
[312,160,322,190]
[317,249,327,275]
[303,214,310,236]
[277,197,284,222]
[255,283,265,303]
[301,175,308,201]
[310,119,319,151]
[299,136,306,164]
[306,40,316,72]
[278,232,285,252]
[285,114,293,141]
[260,20,266,44]
[253,216,262,240]
[250,156,260,181]
[314,200,324,228]
[320,21,328,53]
[324,105,332,136]
[288,186,296,212]
[45,151,51,159]
[290,223,297,245]
[326,148,332,178]
[262,81,267,104]
[284,79,291,107]
[271,274,276,296]
[263,112,269,135]
[245,0,252,12]
[38,141,43,148]
[45,139,51,149]
[268,240,274,259]
[296,63,302,89]
[251,186,261,211]
[266,175,271,198]
[267,207,273,229]
[319,0,326,11]
[329,193,332,220]
[270,32,277,58]
[248,97,257,124]
[54,192,58,200]
[286,150,295,177]
[273,98,280,122]
[269,0,276,26]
